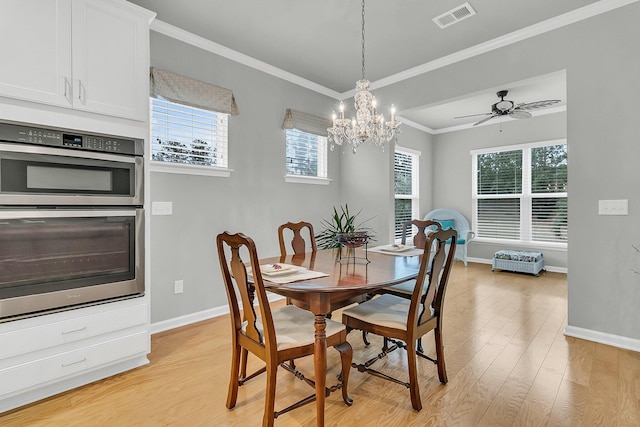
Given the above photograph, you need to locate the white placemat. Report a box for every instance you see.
[369,245,424,257]
[248,268,329,284]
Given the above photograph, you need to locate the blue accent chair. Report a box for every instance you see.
[424,208,475,266]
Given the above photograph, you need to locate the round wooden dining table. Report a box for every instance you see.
[258,247,422,427]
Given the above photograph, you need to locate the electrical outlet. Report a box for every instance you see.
[174,280,184,294]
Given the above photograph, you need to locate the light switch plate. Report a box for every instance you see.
[598,199,628,215]
[152,201,173,216]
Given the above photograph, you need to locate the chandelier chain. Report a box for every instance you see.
[361,0,366,80]
[327,0,401,154]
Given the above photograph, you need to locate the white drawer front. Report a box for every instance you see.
[0,303,147,360]
[0,331,147,396]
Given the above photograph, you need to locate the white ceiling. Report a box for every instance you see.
[128,0,614,132]
[401,71,567,132]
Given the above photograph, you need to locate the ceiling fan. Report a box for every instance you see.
[455,90,561,126]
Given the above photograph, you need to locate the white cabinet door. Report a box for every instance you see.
[0,0,72,108]
[0,0,150,121]
[71,0,150,121]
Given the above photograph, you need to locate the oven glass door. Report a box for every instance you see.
[0,143,142,206]
[0,209,144,320]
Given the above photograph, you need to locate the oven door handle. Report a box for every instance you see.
[0,209,140,220]
[0,141,139,163]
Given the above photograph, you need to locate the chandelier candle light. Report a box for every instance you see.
[327,0,401,154]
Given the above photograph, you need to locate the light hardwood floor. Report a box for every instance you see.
[2,263,639,426]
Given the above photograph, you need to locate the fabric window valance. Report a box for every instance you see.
[281,108,332,137]
[150,67,239,116]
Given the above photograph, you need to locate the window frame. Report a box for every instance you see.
[471,139,567,249]
[394,146,421,243]
[149,97,233,177]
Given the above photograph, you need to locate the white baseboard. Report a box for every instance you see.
[564,325,640,352]
[467,257,567,274]
[150,293,284,335]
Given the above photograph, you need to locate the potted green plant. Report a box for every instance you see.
[315,204,375,249]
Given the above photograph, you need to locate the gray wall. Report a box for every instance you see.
[365,3,640,340]
[339,125,432,244]
[149,33,341,322]
[148,33,429,323]
[150,2,640,344]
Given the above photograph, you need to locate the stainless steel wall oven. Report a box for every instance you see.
[0,121,144,321]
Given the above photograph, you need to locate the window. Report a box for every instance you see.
[394,147,420,241]
[282,108,331,184]
[285,129,328,178]
[151,97,229,169]
[149,67,238,176]
[472,140,567,247]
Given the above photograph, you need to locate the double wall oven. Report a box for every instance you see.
[0,121,144,321]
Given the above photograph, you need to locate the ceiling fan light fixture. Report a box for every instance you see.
[494,100,514,113]
[456,89,561,127]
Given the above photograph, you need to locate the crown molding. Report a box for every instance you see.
[364,0,640,94]
[149,20,342,100]
[395,116,434,134]
[150,0,637,134]
[152,0,638,99]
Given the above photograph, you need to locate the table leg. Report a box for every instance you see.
[314,313,327,427]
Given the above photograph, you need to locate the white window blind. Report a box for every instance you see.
[472,141,567,246]
[151,97,229,168]
[394,148,420,241]
[285,129,327,178]
[531,144,568,243]
[282,109,331,179]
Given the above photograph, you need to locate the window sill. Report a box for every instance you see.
[284,175,332,185]
[473,238,567,251]
[150,161,233,177]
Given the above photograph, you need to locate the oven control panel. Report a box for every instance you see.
[0,122,143,156]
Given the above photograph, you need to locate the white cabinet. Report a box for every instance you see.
[71,0,153,120]
[0,0,154,121]
[0,299,150,412]
[0,0,72,109]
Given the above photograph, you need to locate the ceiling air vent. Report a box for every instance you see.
[433,2,476,29]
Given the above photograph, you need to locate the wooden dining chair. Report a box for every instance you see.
[217,232,352,427]
[377,219,441,299]
[277,221,317,259]
[341,227,457,412]
[277,221,317,308]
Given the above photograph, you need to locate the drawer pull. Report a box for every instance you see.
[61,326,87,335]
[61,357,86,368]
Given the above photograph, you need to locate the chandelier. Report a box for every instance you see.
[327,0,401,154]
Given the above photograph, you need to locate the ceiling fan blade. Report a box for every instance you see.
[509,110,532,119]
[454,112,492,119]
[473,114,498,126]
[515,99,561,111]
